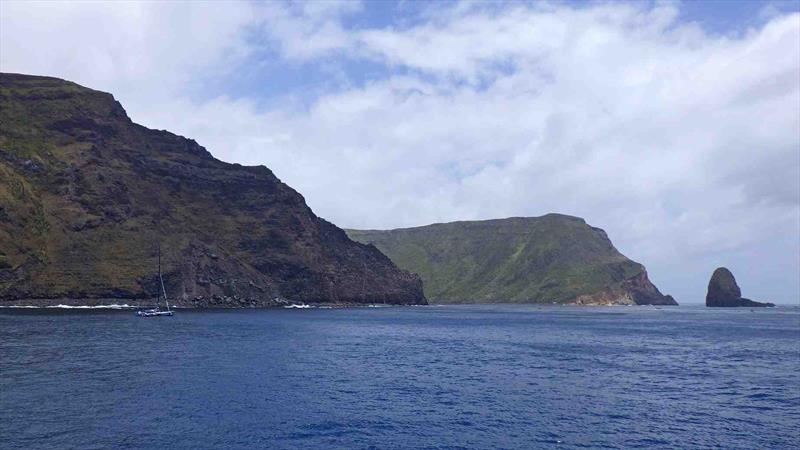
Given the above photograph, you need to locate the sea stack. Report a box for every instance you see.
[706,267,774,307]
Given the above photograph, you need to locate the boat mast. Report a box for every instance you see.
[158,244,170,311]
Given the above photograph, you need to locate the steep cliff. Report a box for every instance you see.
[0,73,425,306]
[347,215,676,305]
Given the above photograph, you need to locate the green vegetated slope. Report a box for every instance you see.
[0,73,424,306]
[347,216,676,305]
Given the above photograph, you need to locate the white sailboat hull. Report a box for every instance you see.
[137,309,174,317]
[137,245,175,317]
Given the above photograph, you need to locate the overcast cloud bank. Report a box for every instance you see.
[1,1,798,303]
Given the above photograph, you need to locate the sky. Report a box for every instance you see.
[1,0,799,304]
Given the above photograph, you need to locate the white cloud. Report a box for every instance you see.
[0,1,255,100]
[1,1,798,303]
[253,0,361,61]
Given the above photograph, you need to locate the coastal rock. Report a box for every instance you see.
[572,270,677,306]
[347,216,677,306]
[706,267,774,307]
[0,73,426,306]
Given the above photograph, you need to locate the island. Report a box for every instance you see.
[347,216,677,306]
[0,73,425,307]
[706,267,775,307]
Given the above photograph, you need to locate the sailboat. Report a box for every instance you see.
[137,245,174,317]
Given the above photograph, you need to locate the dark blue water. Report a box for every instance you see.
[1,305,798,449]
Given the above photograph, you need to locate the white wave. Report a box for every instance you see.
[47,304,134,309]
[283,304,312,309]
[1,304,135,309]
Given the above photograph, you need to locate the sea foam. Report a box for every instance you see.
[0,304,134,309]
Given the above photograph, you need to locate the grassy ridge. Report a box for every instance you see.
[348,215,673,304]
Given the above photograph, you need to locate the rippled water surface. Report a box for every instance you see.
[1,305,798,449]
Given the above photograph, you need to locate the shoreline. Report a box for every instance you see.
[1,299,791,309]
[0,298,421,310]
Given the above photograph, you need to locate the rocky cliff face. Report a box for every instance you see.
[0,73,425,306]
[706,267,774,307]
[571,270,676,306]
[347,215,677,305]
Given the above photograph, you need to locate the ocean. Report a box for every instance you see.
[1,304,798,449]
